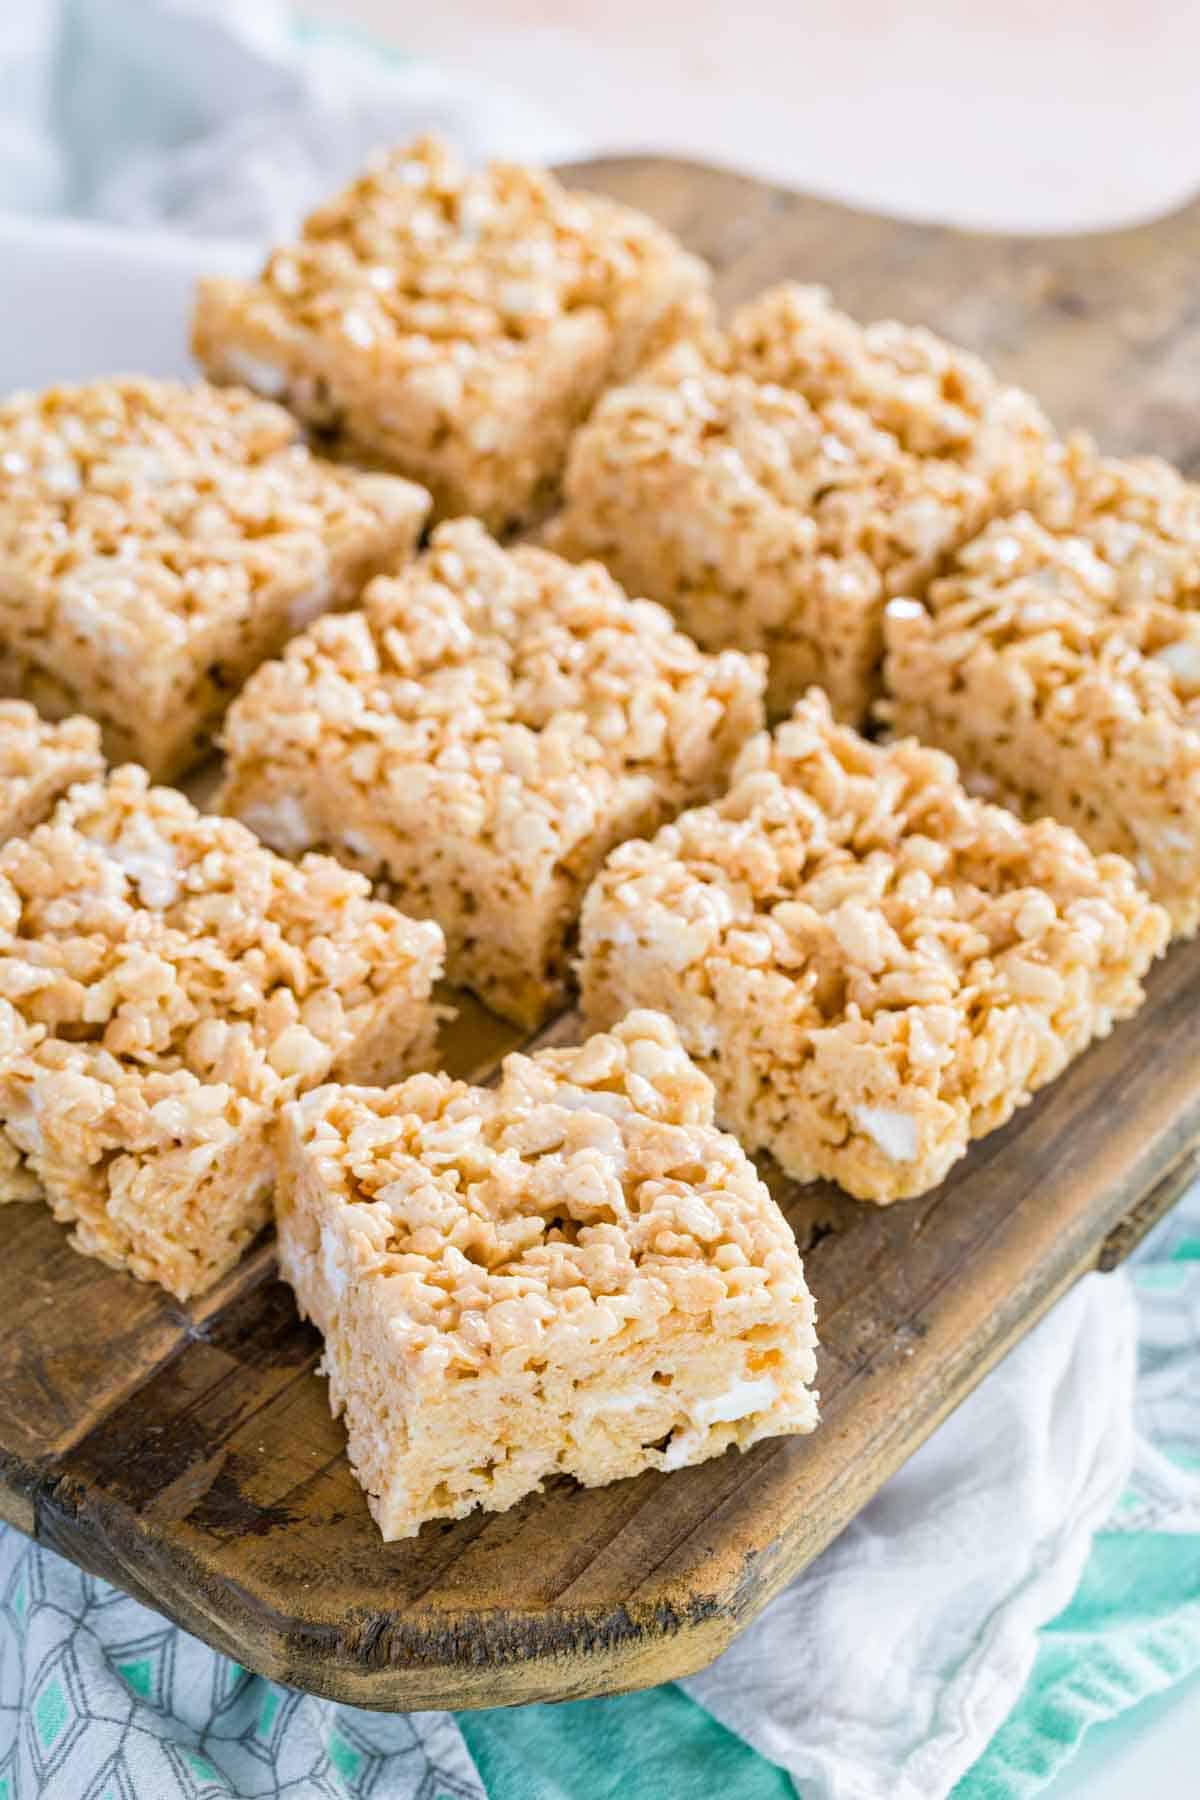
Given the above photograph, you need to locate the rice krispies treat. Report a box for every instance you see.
[0,377,429,781]
[544,351,1009,722]
[192,135,712,532]
[579,692,1168,1203]
[1034,434,1200,565]
[0,703,102,845]
[219,518,765,1029]
[719,283,1051,500]
[0,999,38,1202]
[0,767,444,1287]
[277,1009,819,1541]
[881,483,1200,933]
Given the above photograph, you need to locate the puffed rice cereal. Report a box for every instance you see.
[579,691,1168,1202]
[547,347,1013,721]
[883,439,1200,932]
[193,135,712,531]
[277,1009,819,1540]
[720,283,1050,499]
[0,767,444,1290]
[219,518,765,1029]
[0,702,102,845]
[0,377,429,779]
[723,280,1050,486]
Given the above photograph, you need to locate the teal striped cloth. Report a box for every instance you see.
[953,1208,1200,1799]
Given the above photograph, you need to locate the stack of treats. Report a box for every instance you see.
[0,135,1186,1540]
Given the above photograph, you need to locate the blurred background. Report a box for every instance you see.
[5,0,1200,233]
[310,0,1196,229]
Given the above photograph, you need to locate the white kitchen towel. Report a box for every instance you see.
[0,7,1181,1799]
[0,0,583,234]
[681,1274,1138,1800]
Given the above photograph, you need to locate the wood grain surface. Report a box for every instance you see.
[4,155,1200,1711]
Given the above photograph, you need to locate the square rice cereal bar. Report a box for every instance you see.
[545,349,1018,723]
[579,692,1168,1203]
[0,767,443,1291]
[219,518,765,1029]
[720,283,1050,504]
[0,377,429,780]
[884,443,1200,933]
[193,135,711,531]
[0,702,102,844]
[277,1009,819,1540]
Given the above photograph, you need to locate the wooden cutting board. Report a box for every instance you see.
[4,155,1200,1712]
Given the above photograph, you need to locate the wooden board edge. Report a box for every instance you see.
[1095,1144,1200,1270]
[555,151,1200,248]
[26,1118,1189,1712]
